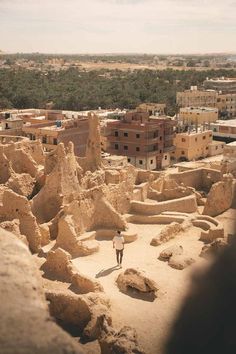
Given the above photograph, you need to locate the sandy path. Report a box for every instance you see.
[73,222,208,354]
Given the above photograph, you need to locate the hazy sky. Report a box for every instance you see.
[0,0,236,54]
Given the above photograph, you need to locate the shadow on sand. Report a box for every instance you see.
[95,265,120,278]
[119,286,157,302]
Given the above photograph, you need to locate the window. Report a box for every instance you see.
[115,131,118,137]
[127,158,131,162]
[115,144,119,150]
[181,151,185,155]
[182,138,186,142]
[136,134,140,138]
[42,136,47,144]
[124,132,128,137]
[216,146,218,150]
[164,155,167,160]
[160,150,162,153]
[209,133,212,137]
[53,138,57,145]
[139,160,143,165]
[136,147,140,151]
[160,136,162,141]
[150,159,153,164]
[124,145,128,150]
[195,137,197,142]
[206,147,209,150]
[203,136,206,140]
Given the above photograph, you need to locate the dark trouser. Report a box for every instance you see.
[116,249,123,264]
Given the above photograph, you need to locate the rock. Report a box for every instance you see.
[200,238,228,258]
[116,268,158,294]
[42,248,75,282]
[0,219,28,245]
[46,289,111,340]
[168,256,195,270]
[159,245,183,261]
[72,273,104,294]
[99,322,145,354]
[151,222,184,246]
[6,172,35,198]
[203,174,234,217]
[0,228,84,354]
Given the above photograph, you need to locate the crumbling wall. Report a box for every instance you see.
[130,195,198,215]
[84,114,102,172]
[169,168,221,192]
[31,143,81,223]
[203,174,234,217]
[0,228,84,354]
[0,188,42,252]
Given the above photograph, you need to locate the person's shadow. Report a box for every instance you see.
[95,265,120,278]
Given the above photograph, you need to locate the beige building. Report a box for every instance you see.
[137,103,166,115]
[177,83,236,118]
[179,107,218,124]
[177,87,217,108]
[173,130,213,161]
[23,118,89,156]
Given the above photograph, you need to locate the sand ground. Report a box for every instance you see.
[73,221,210,354]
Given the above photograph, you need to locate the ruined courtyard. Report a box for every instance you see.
[0,114,236,354]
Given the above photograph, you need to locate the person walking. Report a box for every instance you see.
[113,230,125,267]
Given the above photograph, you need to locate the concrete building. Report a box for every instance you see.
[210,119,236,142]
[106,111,175,170]
[177,83,236,118]
[179,107,218,124]
[203,77,236,93]
[173,129,215,161]
[176,86,217,108]
[137,103,166,116]
[0,116,23,136]
[23,118,89,156]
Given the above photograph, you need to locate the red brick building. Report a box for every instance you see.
[106,111,175,170]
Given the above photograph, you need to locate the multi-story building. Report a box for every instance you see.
[106,111,175,170]
[173,129,224,161]
[179,107,218,124]
[210,119,236,143]
[23,118,89,156]
[203,77,236,93]
[176,86,217,108]
[177,81,236,118]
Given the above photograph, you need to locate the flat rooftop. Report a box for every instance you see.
[212,119,236,127]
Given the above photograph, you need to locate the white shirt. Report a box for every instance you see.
[113,235,124,250]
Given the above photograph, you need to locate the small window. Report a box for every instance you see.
[42,136,47,144]
[181,151,185,155]
[53,138,57,145]
[124,145,128,150]
[160,150,162,153]
[139,160,143,165]
[164,155,167,160]
[124,132,128,137]
[195,138,197,142]
[182,138,186,142]
[203,136,206,140]
[160,136,162,141]
[127,158,131,162]
[136,147,140,151]
[216,146,218,150]
[206,147,209,150]
[115,131,118,137]
[150,159,153,164]
[115,144,119,150]
[136,134,140,138]
[209,133,212,137]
